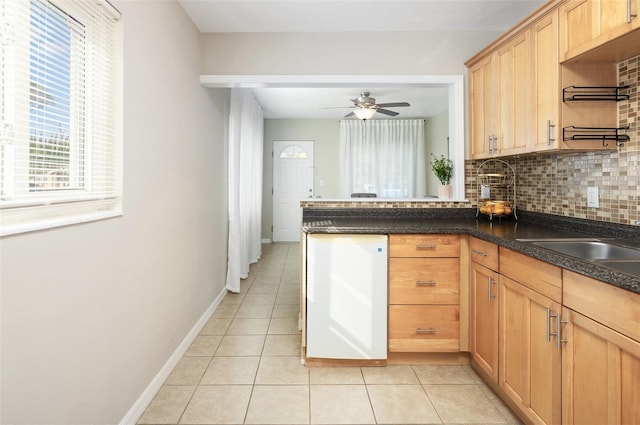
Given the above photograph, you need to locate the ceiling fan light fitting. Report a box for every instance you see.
[353,107,376,120]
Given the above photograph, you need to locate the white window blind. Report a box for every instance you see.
[1,0,121,235]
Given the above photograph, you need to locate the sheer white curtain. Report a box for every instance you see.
[226,89,264,293]
[339,119,425,198]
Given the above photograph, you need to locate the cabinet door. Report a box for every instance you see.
[469,55,495,159]
[562,307,640,425]
[496,31,531,156]
[560,0,595,61]
[531,9,561,153]
[499,276,562,425]
[561,0,640,61]
[598,0,640,36]
[470,262,499,384]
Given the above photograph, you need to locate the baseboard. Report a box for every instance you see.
[119,286,228,425]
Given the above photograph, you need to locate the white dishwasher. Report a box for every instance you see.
[306,234,388,360]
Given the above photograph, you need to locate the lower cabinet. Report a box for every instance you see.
[499,275,562,425]
[388,234,461,353]
[561,307,640,424]
[561,270,640,424]
[469,244,640,425]
[470,262,499,384]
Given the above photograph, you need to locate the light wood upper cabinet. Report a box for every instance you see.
[531,9,561,153]
[496,31,532,156]
[468,32,531,159]
[561,307,640,425]
[560,0,640,62]
[469,55,496,159]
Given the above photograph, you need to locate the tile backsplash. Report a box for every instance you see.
[467,55,639,226]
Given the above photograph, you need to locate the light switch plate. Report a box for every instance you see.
[481,185,491,199]
[587,186,599,208]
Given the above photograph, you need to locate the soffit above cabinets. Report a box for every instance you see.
[178,0,547,33]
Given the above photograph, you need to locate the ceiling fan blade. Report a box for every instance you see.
[376,102,410,108]
[344,111,355,118]
[376,108,400,116]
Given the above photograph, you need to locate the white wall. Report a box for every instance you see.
[199,31,502,75]
[0,1,229,423]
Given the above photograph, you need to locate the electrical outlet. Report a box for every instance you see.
[481,184,491,199]
[587,186,599,208]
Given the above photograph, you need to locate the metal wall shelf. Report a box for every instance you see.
[562,126,630,147]
[562,85,630,102]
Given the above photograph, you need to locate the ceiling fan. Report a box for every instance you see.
[328,91,411,119]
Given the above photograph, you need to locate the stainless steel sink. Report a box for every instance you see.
[527,240,640,260]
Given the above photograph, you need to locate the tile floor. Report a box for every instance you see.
[138,242,521,425]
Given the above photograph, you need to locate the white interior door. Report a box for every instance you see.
[273,141,314,242]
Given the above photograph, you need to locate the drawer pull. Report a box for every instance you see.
[416,328,437,334]
[472,249,488,257]
[416,244,437,250]
[488,277,496,302]
[416,280,436,286]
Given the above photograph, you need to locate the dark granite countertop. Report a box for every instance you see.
[302,208,640,294]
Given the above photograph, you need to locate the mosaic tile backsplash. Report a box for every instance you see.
[304,56,639,226]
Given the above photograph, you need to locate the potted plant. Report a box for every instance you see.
[430,154,453,198]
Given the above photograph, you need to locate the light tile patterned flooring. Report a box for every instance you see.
[138,242,521,425]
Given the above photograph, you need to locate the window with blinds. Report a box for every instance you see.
[1,0,122,235]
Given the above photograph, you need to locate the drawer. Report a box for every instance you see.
[470,237,499,272]
[563,270,640,342]
[499,247,562,302]
[389,234,460,258]
[388,305,460,352]
[389,258,459,304]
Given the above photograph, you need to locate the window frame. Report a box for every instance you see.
[1,0,122,236]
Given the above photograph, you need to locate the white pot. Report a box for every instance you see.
[438,184,452,199]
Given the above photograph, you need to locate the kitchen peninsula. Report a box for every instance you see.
[300,207,640,425]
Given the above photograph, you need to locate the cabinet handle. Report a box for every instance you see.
[416,244,437,250]
[488,135,493,153]
[416,328,436,334]
[547,309,568,349]
[546,120,555,146]
[546,308,554,342]
[472,249,488,257]
[628,0,638,23]
[488,276,496,302]
[492,135,498,152]
[556,314,568,350]
[416,280,436,286]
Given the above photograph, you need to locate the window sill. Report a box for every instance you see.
[1,199,122,237]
